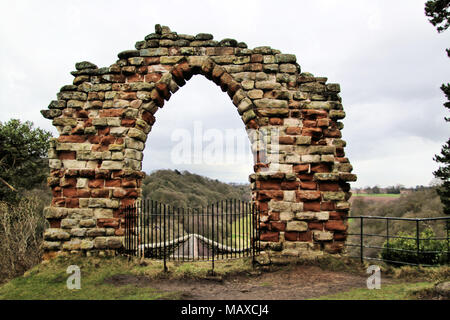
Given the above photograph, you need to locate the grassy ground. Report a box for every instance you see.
[0,254,447,300]
[352,193,401,198]
[313,281,433,300]
[0,254,254,300]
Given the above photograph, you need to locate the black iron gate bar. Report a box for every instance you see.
[123,199,261,271]
[345,215,450,266]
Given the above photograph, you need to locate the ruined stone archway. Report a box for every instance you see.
[41,25,356,257]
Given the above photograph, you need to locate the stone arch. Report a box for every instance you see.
[41,25,356,257]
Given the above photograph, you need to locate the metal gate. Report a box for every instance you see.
[123,199,261,272]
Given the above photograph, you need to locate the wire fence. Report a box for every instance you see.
[345,216,450,266]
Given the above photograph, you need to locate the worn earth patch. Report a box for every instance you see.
[103,265,396,300]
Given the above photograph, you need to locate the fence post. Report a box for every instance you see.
[163,204,167,272]
[252,203,256,267]
[211,203,215,275]
[386,219,389,247]
[416,220,420,266]
[447,219,449,264]
[360,217,364,263]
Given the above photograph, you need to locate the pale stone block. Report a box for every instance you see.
[283,191,296,202]
[286,221,308,232]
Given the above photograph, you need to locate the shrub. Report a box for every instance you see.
[380,227,448,265]
[0,195,48,283]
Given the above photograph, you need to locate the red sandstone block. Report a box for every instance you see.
[100,109,124,118]
[302,128,322,137]
[144,57,160,65]
[286,127,301,135]
[268,211,280,221]
[324,241,345,254]
[319,183,340,191]
[105,179,122,187]
[269,118,283,125]
[97,127,110,136]
[278,136,295,144]
[58,151,76,160]
[52,188,61,198]
[100,135,116,146]
[91,188,110,198]
[121,179,137,188]
[156,82,171,100]
[120,198,135,208]
[259,202,269,213]
[62,188,78,198]
[270,221,286,232]
[298,173,314,181]
[284,231,312,241]
[300,181,317,190]
[321,202,336,211]
[126,74,143,82]
[251,54,263,63]
[142,111,155,125]
[281,181,300,190]
[83,119,93,128]
[77,110,89,119]
[302,109,328,117]
[308,222,324,230]
[257,181,282,190]
[118,92,137,100]
[325,220,347,232]
[329,211,347,220]
[88,179,105,188]
[317,118,330,127]
[260,231,279,242]
[246,120,258,129]
[303,201,321,212]
[121,119,136,127]
[336,147,345,157]
[58,135,87,143]
[77,189,90,198]
[65,198,79,208]
[296,190,321,201]
[247,63,262,72]
[257,190,284,201]
[293,164,309,173]
[334,233,347,241]
[115,228,125,236]
[88,135,101,144]
[324,129,341,138]
[49,219,61,228]
[303,120,317,127]
[97,218,119,228]
[52,198,65,207]
[60,177,77,187]
[311,163,331,173]
[80,169,95,177]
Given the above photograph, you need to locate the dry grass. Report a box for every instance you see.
[0,195,48,284]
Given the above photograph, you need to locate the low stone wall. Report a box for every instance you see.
[40,24,356,258]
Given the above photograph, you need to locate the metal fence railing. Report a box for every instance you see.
[345,216,450,266]
[122,199,261,272]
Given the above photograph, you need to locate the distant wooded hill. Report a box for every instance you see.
[141,170,251,208]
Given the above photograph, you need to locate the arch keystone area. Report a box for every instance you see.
[41,24,356,258]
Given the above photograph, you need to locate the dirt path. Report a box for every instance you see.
[105,265,393,300]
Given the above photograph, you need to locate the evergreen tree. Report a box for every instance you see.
[425,0,450,214]
[0,119,52,203]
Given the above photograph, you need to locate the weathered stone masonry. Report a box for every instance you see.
[41,25,356,258]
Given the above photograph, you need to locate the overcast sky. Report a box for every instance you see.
[1,0,449,187]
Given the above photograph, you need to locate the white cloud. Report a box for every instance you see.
[0,0,448,187]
